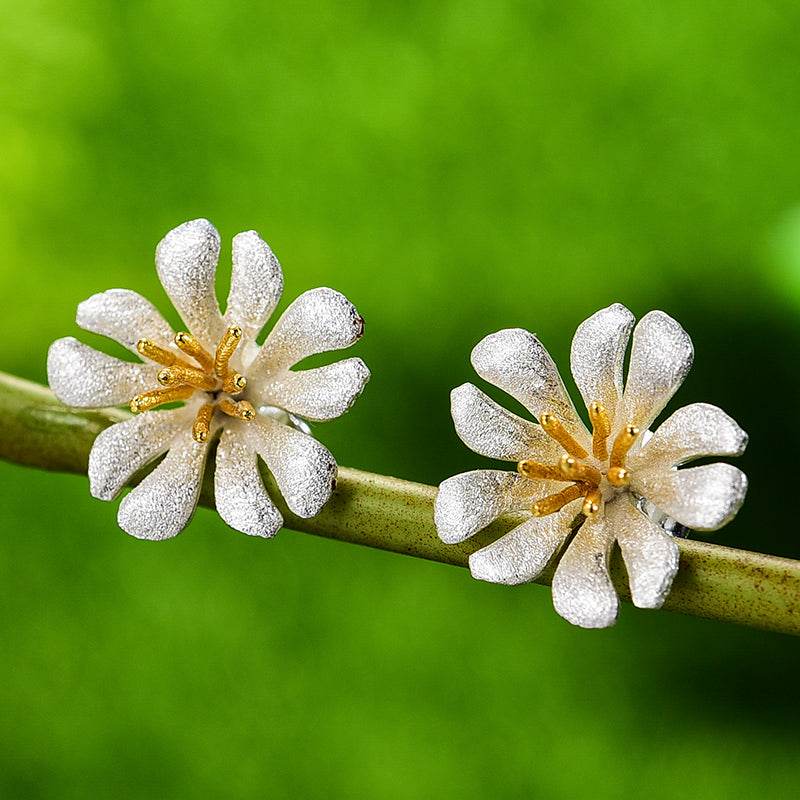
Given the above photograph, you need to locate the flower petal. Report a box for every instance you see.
[48,337,155,408]
[470,328,587,444]
[450,383,562,462]
[77,289,175,353]
[223,230,283,346]
[611,498,679,610]
[628,402,748,472]
[632,463,748,531]
[551,515,618,628]
[117,433,211,540]
[249,287,365,376]
[256,358,370,422]
[248,416,337,518]
[434,469,552,544]
[569,303,634,426]
[620,310,694,432]
[88,407,192,500]
[215,427,283,537]
[155,218,225,348]
[468,508,574,585]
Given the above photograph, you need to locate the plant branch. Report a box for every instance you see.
[1,370,798,635]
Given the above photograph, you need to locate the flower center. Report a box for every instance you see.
[130,325,256,443]
[517,401,640,519]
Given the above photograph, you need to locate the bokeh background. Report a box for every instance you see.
[2,1,800,797]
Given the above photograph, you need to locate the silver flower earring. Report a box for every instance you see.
[47,219,370,540]
[434,304,747,629]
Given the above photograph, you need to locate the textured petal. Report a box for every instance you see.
[48,337,155,408]
[450,383,562,463]
[611,498,679,610]
[250,288,365,376]
[248,416,337,518]
[470,329,587,444]
[551,515,618,629]
[632,463,748,531]
[620,310,694,432]
[215,427,283,537]
[434,470,556,544]
[155,218,225,348]
[77,289,175,353]
[628,402,748,472]
[117,433,211,540]
[255,358,370,422]
[223,230,283,345]
[88,407,193,500]
[468,508,574,585]
[569,303,634,426]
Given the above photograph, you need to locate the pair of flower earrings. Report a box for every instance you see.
[47,219,748,629]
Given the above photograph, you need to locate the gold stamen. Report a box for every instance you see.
[175,331,215,373]
[192,403,216,443]
[607,466,631,488]
[559,454,602,485]
[222,372,247,395]
[609,425,639,469]
[157,365,218,392]
[517,459,570,482]
[582,488,603,517]
[532,482,588,517]
[214,325,243,378]
[219,398,256,421]
[540,413,588,459]
[130,384,194,413]
[589,402,611,461]
[137,339,176,367]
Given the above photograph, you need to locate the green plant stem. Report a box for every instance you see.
[1,370,799,635]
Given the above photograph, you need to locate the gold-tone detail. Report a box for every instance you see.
[539,413,588,459]
[559,454,602,485]
[532,483,589,517]
[582,489,603,517]
[607,466,631,488]
[137,339,176,367]
[130,384,194,413]
[157,365,217,392]
[214,325,243,379]
[192,403,215,443]
[219,398,256,421]
[589,402,611,461]
[222,372,247,395]
[175,332,215,373]
[517,459,570,482]
[609,425,639,469]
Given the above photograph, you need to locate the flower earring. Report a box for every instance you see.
[47,219,370,540]
[434,304,748,628]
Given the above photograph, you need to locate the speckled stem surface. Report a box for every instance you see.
[1,371,798,635]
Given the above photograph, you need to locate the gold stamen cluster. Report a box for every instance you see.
[518,402,639,519]
[131,325,255,442]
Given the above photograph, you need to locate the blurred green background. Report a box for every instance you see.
[2,0,800,797]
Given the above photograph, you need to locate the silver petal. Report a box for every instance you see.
[117,433,211,540]
[612,498,679,609]
[569,303,634,427]
[215,427,283,537]
[77,289,176,354]
[255,358,370,422]
[632,463,748,531]
[434,469,554,544]
[551,514,618,629]
[468,508,574,585]
[88,407,193,500]
[250,287,365,376]
[470,328,588,446]
[47,337,156,408]
[248,415,337,518]
[628,402,748,472]
[450,383,561,463]
[155,218,225,348]
[620,310,694,432]
[223,230,283,345]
